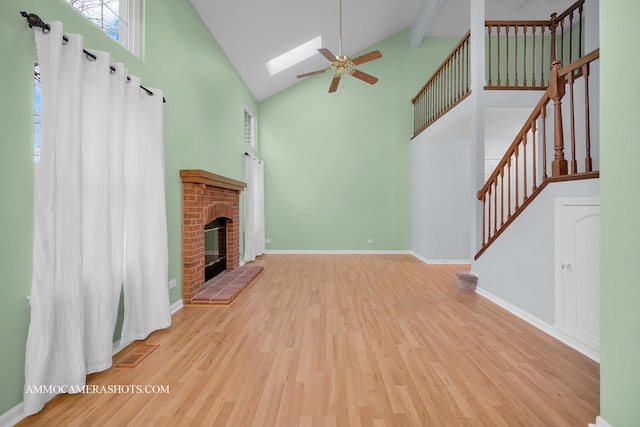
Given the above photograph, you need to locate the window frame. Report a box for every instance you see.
[64,0,141,56]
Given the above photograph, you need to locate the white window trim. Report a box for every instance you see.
[64,0,141,56]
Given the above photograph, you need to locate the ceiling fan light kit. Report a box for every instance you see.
[296,0,382,93]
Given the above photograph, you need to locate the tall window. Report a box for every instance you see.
[244,107,256,149]
[65,0,140,55]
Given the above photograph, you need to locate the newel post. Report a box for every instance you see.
[549,60,568,177]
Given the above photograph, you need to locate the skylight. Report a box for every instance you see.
[266,36,322,76]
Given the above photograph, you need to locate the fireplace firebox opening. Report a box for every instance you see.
[204,217,227,282]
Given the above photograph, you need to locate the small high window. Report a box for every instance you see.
[65,0,140,56]
[244,107,256,149]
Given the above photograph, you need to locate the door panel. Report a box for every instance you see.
[556,199,600,352]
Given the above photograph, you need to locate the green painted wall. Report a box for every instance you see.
[0,0,255,414]
[259,30,459,251]
[600,1,640,425]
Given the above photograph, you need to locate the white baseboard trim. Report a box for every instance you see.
[475,287,600,363]
[264,249,412,255]
[0,402,24,427]
[410,251,472,265]
[589,416,613,427]
[170,299,184,315]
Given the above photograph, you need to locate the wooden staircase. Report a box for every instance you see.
[409,0,599,259]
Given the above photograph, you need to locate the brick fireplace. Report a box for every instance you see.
[180,169,246,304]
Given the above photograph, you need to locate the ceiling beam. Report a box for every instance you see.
[410,0,445,47]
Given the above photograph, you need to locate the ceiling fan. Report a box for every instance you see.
[296,0,382,93]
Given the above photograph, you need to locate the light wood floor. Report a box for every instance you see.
[17,254,599,426]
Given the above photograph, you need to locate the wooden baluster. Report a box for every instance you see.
[578,3,584,59]
[433,78,437,122]
[514,25,519,87]
[568,71,577,173]
[532,25,537,88]
[466,35,470,93]
[541,105,548,180]
[497,25,502,86]
[487,185,493,239]
[493,181,498,235]
[523,136,528,201]
[514,146,520,209]
[523,25,528,87]
[422,91,424,129]
[482,195,487,245]
[540,27,545,87]
[568,12,573,65]
[532,120,538,191]
[583,62,593,172]
[500,169,505,227]
[420,91,424,130]
[442,62,446,111]
[487,25,493,87]
[416,95,420,132]
[549,60,568,176]
[453,48,457,101]
[426,89,429,130]
[507,158,512,218]
[443,60,447,110]
[448,56,451,107]
[438,73,442,117]
[416,93,420,132]
[506,25,510,87]
[456,46,464,99]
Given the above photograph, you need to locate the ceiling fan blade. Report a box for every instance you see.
[349,69,378,85]
[318,48,338,62]
[297,68,330,78]
[350,50,382,66]
[328,73,342,93]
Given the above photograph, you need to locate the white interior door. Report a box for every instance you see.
[555,197,600,353]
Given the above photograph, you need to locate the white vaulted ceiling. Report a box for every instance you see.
[189,0,575,101]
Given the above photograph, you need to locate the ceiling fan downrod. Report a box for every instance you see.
[338,0,343,57]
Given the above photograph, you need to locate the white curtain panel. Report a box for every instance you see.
[121,75,171,345]
[256,159,265,255]
[243,154,265,262]
[24,22,170,415]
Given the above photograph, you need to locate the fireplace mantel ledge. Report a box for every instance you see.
[180,169,246,192]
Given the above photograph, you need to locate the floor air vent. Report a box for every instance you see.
[116,344,158,368]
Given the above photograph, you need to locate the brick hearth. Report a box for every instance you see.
[180,170,246,304]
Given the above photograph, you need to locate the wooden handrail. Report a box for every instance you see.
[555,0,585,22]
[558,48,600,76]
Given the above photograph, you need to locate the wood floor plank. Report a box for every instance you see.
[16,254,599,426]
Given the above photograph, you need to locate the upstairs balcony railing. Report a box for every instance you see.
[411,31,471,137]
[485,0,585,90]
[475,49,599,259]
[411,0,586,137]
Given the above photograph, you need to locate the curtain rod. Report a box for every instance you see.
[245,152,263,163]
[20,11,166,103]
